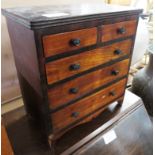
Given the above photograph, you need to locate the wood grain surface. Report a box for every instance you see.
[6,20,42,96]
[46,39,132,85]
[52,78,127,131]
[48,59,129,110]
[102,20,137,42]
[43,28,97,57]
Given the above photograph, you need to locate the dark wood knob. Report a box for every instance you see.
[70,38,80,46]
[114,49,122,55]
[69,64,80,70]
[111,70,119,76]
[69,88,79,94]
[71,112,79,118]
[117,27,126,34]
[109,91,116,96]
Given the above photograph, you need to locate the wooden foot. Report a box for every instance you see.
[48,135,56,155]
[50,142,55,155]
[117,99,124,107]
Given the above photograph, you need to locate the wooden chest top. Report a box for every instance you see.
[2,4,142,29]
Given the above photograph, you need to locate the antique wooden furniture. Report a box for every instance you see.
[2,3,142,148]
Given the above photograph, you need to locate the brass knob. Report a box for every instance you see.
[117,27,126,34]
[69,64,80,70]
[70,38,81,46]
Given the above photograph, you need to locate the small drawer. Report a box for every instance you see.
[102,20,137,42]
[43,28,97,57]
[51,78,127,131]
[48,59,130,110]
[45,39,132,85]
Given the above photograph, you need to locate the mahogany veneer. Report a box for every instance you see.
[48,59,130,110]
[101,20,137,42]
[2,3,142,153]
[45,39,132,84]
[43,27,97,57]
[52,78,126,132]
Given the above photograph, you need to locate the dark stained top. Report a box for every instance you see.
[2,3,142,30]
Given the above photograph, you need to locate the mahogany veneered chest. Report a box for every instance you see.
[2,3,142,151]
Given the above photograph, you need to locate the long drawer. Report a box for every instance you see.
[48,59,130,110]
[46,39,132,85]
[43,27,97,57]
[51,78,127,131]
[102,20,137,42]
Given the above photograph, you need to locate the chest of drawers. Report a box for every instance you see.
[3,3,142,150]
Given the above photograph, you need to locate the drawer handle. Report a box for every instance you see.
[114,49,122,55]
[109,91,116,96]
[70,64,81,70]
[69,88,79,94]
[111,70,119,76]
[117,27,126,34]
[70,38,81,46]
[71,112,79,118]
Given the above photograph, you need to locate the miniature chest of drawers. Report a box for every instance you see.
[3,3,142,147]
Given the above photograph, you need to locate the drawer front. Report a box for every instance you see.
[52,78,127,131]
[102,20,137,42]
[48,59,130,110]
[43,28,97,57]
[46,39,132,85]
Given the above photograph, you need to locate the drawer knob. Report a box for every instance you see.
[71,112,79,118]
[70,39,81,46]
[109,91,116,96]
[111,70,119,76]
[117,27,126,34]
[114,49,122,55]
[69,88,79,94]
[70,64,81,70]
